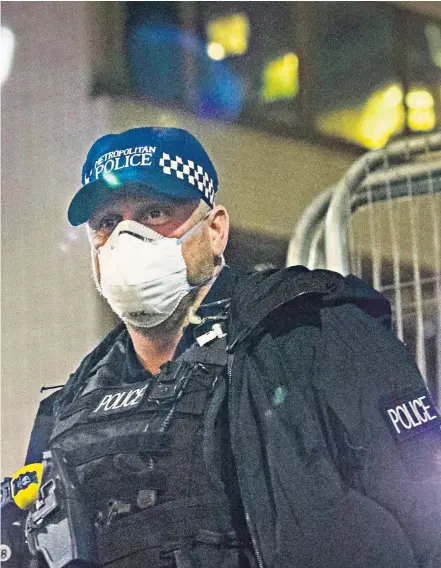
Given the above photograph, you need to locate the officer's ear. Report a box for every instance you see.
[208,204,229,257]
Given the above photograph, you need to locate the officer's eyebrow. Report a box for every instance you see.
[133,197,199,218]
[132,201,175,221]
[88,197,199,227]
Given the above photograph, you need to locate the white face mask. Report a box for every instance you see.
[93,216,210,328]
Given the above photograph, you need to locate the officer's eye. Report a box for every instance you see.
[142,208,169,225]
[95,214,122,232]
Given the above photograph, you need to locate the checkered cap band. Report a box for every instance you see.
[159,153,215,205]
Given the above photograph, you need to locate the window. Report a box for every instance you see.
[404,15,441,132]
[312,3,404,149]
[197,2,300,126]
[96,2,441,151]
[206,12,249,58]
[126,2,185,106]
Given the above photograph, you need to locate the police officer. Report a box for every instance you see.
[27,127,256,568]
[20,127,441,568]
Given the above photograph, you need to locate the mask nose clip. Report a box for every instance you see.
[119,230,155,244]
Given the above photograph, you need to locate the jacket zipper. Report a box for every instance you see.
[227,353,265,568]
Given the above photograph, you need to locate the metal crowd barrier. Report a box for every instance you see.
[287,131,441,402]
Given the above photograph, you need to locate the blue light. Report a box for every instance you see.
[127,25,243,121]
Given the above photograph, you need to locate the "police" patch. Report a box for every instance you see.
[380,386,441,442]
[90,385,148,418]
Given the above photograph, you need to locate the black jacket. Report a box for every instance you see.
[26,266,441,568]
[227,266,441,568]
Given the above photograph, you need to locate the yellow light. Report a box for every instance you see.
[405,89,434,109]
[316,83,405,149]
[382,84,403,107]
[360,84,405,148]
[262,53,299,102]
[207,42,226,61]
[408,108,436,131]
[360,103,405,149]
[206,13,249,57]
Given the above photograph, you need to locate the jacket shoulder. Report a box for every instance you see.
[70,321,127,380]
[228,266,391,345]
[25,323,127,464]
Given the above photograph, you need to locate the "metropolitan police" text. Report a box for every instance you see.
[84,146,157,184]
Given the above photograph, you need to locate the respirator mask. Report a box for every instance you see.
[90,215,213,328]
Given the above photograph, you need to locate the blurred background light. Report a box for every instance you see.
[406,88,434,108]
[128,26,187,104]
[262,53,299,102]
[123,2,441,150]
[207,42,226,61]
[406,87,436,131]
[382,84,403,106]
[1,26,15,86]
[360,84,405,148]
[316,83,406,149]
[408,108,436,131]
[128,24,243,121]
[206,13,249,57]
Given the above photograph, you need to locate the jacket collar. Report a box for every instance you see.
[173,265,235,357]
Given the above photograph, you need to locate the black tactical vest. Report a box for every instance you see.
[49,334,255,568]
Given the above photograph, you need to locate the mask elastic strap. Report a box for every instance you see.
[176,212,211,245]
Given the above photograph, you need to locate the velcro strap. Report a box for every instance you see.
[66,432,169,464]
